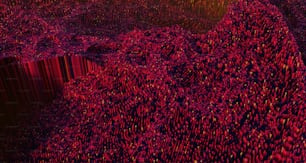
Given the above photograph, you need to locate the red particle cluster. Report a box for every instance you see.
[0,0,305,162]
[28,0,306,162]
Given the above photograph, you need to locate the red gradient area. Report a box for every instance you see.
[0,55,102,160]
[0,0,305,162]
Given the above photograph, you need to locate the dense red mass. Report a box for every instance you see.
[0,0,220,63]
[0,0,305,162]
[27,0,306,162]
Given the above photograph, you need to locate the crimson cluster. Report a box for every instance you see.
[0,0,305,162]
[29,0,305,162]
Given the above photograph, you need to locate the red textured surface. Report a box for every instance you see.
[0,0,305,162]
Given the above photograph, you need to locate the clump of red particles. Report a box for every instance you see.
[27,0,306,162]
[0,0,305,162]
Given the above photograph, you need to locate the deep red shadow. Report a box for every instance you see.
[0,55,102,161]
